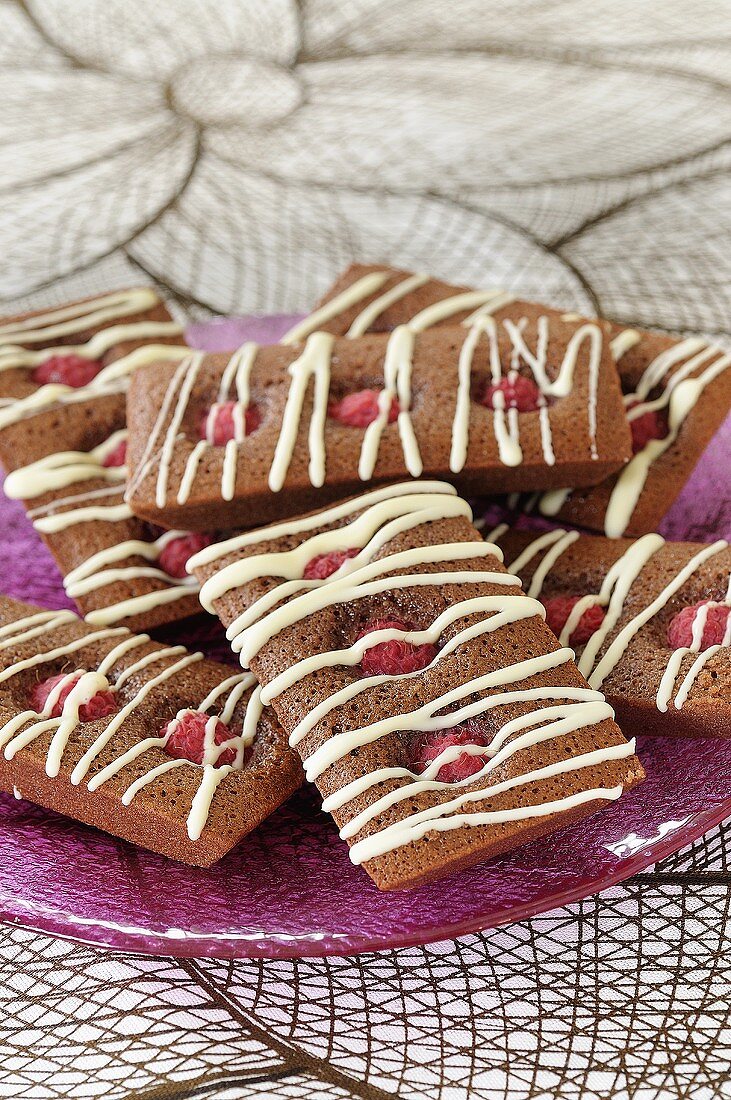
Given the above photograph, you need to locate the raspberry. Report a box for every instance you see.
[162,710,237,766]
[303,547,358,581]
[482,375,541,413]
[159,533,212,579]
[411,723,492,783]
[627,402,669,454]
[102,439,127,468]
[358,618,437,677]
[542,595,606,646]
[32,354,103,388]
[667,601,731,651]
[200,401,261,445]
[30,674,117,722]
[328,389,400,428]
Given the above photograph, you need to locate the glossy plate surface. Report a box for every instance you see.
[0,313,728,958]
[1,734,730,958]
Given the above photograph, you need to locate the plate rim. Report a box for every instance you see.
[0,313,727,959]
[2,771,729,959]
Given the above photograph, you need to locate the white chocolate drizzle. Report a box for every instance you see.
[28,484,124,519]
[128,345,262,507]
[448,316,602,473]
[508,530,580,599]
[409,290,515,332]
[238,540,508,669]
[0,341,188,431]
[494,527,730,711]
[4,430,128,500]
[264,593,542,712]
[64,529,199,626]
[137,312,605,508]
[656,574,731,712]
[6,431,133,536]
[610,329,641,360]
[346,273,430,337]
[0,625,128,690]
[359,325,422,479]
[483,521,509,543]
[538,333,731,535]
[287,270,729,539]
[4,432,202,625]
[35,502,132,535]
[170,342,265,505]
[0,289,201,629]
[0,322,183,376]
[281,272,391,345]
[190,481,454,569]
[0,288,162,345]
[0,610,260,841]
[538,488,571,518]
[191,482,635,864]
[155,353,206,508]
[589,541,728,690]
[0,609,78,648]
[270,333,334,492]
[285,269,517,342]
[603,348,731,538]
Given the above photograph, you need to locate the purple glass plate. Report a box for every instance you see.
[0,312,728,959]
[0,736,730,958]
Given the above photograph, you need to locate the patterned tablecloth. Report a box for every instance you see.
[1,2,730,1097]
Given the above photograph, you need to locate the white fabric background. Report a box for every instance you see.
[1,2,730,1097]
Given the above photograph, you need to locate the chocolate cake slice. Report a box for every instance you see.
[0,596,302,865]
[124,314,630,532]
[0,288,207,630]
[487,524,731,738]
[189,481,643,890]
[303,263,730,538]
[537,325,731,537]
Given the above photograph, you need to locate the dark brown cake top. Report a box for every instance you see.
[125,310,630,532]
[190,482,642,886]
[0,595,286,853]
[537,330,731,537]
[491,524,731,720]
[0,286,188,433]
[281,265,521,342]
[302,263,731,539]
[0,288,202,632]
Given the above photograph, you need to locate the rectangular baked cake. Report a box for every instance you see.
[0,287,209,630]
[303,263,731,538]
[124,315,631,532]
[487,523,731,738]
[188,481,644,889]
[0,595,302,865]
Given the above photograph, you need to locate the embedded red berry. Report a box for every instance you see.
[667,601,731,651]
[162,710,237,766]
[32,354,103,388]
[30,674,117,722]
[328,389,400,428]
[303,547,359,581]
[411,723,492,783]
[358,618,437,677]
[159,533,212,579]
[627,402,669,454]
[482,375,541,413]
[200,401,261,445]
[102,439,127,468]
[542,595,605,645]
